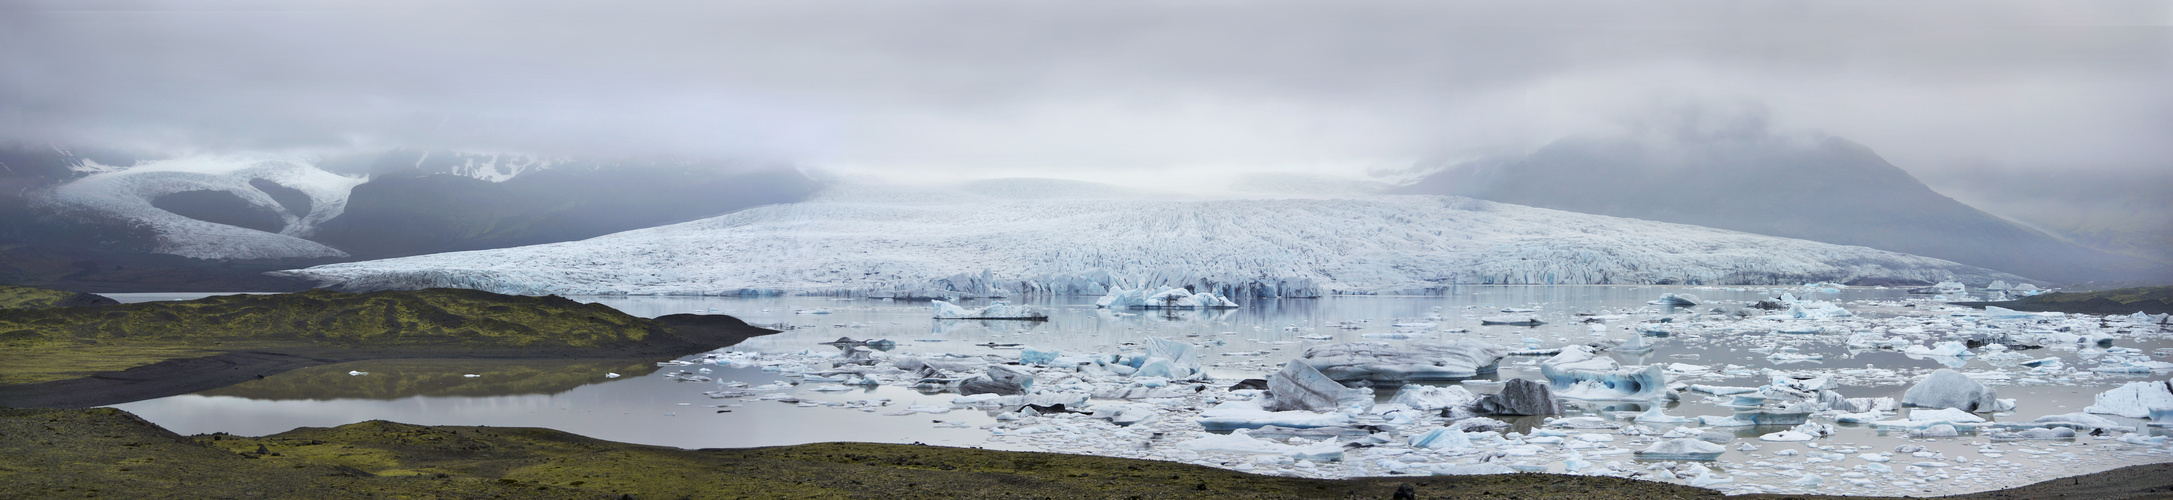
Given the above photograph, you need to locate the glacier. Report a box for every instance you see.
[275,180,2024,296]
[32,154,365,259]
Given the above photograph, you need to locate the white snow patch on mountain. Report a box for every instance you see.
[34,155,366,259]
[276,180,2023,296]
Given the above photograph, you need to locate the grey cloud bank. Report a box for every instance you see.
[3,0,2166,181]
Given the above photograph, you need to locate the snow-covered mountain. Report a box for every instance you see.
[275,180,2024,297]
[32,155,363,259]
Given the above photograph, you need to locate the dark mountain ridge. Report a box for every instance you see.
[1395,134,2168,284]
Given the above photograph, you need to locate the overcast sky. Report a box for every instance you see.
[2,0,2167,189]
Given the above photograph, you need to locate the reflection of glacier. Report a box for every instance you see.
[279,180,2023,297]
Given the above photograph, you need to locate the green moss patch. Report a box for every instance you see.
[6,408,2172,499]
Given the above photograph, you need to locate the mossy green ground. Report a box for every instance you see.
[0,284,115,310]
[0,288,659,385]
[5,408,2170,499]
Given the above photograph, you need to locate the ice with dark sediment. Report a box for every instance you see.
[1538,345,1671,401]
[1296,340,1508,384]
[958,365,1034,396]
[1650,293,1701,306]
[1473,378,1562,416]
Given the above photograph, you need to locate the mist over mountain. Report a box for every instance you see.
[1920,166,2173,271]
[0,143,824,291]
[1393,132,2168,285]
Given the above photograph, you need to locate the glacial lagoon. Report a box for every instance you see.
[108,285,2173,496]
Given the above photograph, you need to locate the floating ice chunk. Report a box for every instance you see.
[1019,347,1060,366]
[2031,412,2125,430]
[1090,403,1160,426]
[1989,427,2076,441]
[1264,360,1370,412]
[1097,287,1240,310]
[959,365,1034,396]
[1298,340,1508,383]
[1136,337,1203,380]
[1479,316,1544,326]
[1688,385,1759,396]
[1634,406,1691,424]
[931,300,1048,320]
[2091,357,2173,374]
[1901,369,2003,412]
[1539,345,1670,401]
[1782,300,1851,319]
[1908,424,1960,438]
[1903,341,1973,358]
[1650,293,1700,306]
[1875,407,1987,430]
[2082,379,2173,421]
[1788,473,1824,488]
[1389,384,1479,411]
[1636,438,1726,461]
[1409,427,1474,450]
[1196,400,1355,431]
[605,372,621,378]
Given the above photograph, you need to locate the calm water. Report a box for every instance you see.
[105,286,2173,494]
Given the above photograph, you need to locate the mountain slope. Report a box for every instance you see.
[275,180,2023,297]
[1394,134,2164,284]
[308,150,823,259]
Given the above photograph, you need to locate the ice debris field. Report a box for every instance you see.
[638,285,2173,497]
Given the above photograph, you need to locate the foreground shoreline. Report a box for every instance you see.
[3,407,2170,499]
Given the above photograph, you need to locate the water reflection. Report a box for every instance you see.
[199,358,661,401]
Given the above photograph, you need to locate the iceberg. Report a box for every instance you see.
[1635,438,1726,461]
[931,300,1048,320]
[1538,345,1670,401]
[1096,286,1239,309]
[958,365,1034,396]
[1650,293,1700,306]
[1901,369,2003,412]
[1298,340,1508,383]
[1408,427,1475,450]
[1195,400,1355,431]
[2083,380,2173,421]
[2030,412,2125,431]
[1874,407,1988,429]
[1176,429,1344,461]
[1388,384,1479,411]
[1263,360,1369,412]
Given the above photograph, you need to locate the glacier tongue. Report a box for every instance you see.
[34,154,364,259]
[276,181,2023,296]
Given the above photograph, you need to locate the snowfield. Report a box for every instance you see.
[275,180,2023,296]
[33,155,366,259]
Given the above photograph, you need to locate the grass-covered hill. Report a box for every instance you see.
[0,283,117,309]
[1958,286,2173,315]
[0,287,771,407]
